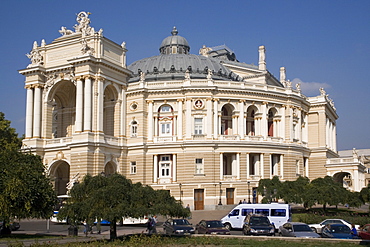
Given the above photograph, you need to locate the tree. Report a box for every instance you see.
[59,173,189,240]
[0,112,57,235]
[257,176,283,203]
[281,176,310,207]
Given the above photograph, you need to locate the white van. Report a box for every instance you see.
[221,203,291,230]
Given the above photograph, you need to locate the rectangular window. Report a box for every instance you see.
[271,209,286,217]
[194,118,203,135]
[159,155,171,178]
[160,123,171,135]
[195,158,204,174]
[241,208,253,216]
[130,161,137,174]
[161,163,170,177]
[255,209,269,216]
[131,125,137,137]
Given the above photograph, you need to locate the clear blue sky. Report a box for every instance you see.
[0,0,369,151]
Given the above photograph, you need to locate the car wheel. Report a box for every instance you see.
[310,227,317,233]
[195,229,199,234]
[224,223,232,230]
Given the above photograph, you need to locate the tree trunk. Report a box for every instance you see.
[109,218,117,240]
[323,203,327,213]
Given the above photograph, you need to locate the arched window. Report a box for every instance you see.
[221,104,234,135]
[268,109,276,137]
[131,120,138,137]
[246,106,257,136]
[158,105,174,136]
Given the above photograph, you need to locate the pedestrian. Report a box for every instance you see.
[83,221,89,236]
[185,204,192,219]
[151,215,158,234]
[146,217,153,234]
[242,199,247,204]
[351,224,358,236]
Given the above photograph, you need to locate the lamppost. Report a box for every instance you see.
[218,182,222,205]
[247,181,251,204]
[179,183,182,204]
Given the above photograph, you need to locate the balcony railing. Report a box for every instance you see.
[154,136,177,143]
[45,137,72,145]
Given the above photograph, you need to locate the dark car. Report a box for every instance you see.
[242,214,275,236]
[358,224,370,240]
[0,221,20,231]
[321,223,357,239]
[163,218,195,235]
[278,222,320,238]
[195,220,230,235]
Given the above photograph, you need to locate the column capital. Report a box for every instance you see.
[239,99,246,103]
[147,100,154,104]
[95,75,105,82]
[83,75,93,80]
[177,98,184,102]
[213,98,220,102]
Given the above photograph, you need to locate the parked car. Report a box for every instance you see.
[242,214,275,236]
[0,221,20,231]
[278,222,320,238]
[195,220,230,235]
[309,219,360,234]
[163,218,195,235]
[358,224,370,239]
[321,223,358,239]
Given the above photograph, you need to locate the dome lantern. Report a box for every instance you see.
[159,27,190,55]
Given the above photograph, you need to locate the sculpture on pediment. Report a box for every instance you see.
[59,26,74,36]
[207,69,213,80]
[80,38,95,55]
[185,69,191,80]
[26,41,43,68]
[296,83,301,92]
[139,71,146,82]
[74,11,94,36]
[319,87,326,96]
[199,45,212,56]
[285,80,292,88]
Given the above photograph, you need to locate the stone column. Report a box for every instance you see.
[206,98,212,139]
[177,99,183,140]
[120,86,126,137]
[75,77,84,133]
[261,102,268,139]
[95,77,104,133]
[148,100,154,141]
[33,85,42,138]
[333,123,337,152]
[281,106,286,140]
[280,155,284,179]
[153,155,158,183]
[213,99,218,139]
[260,153,264,179]
[236,153,240,179]
[238,100,244,138]
[185,98,192,139]
[25,85,34,139]
[172,154,177,182]
[220,153,223,180]
[84,76,92,132]
[246,153,250,179]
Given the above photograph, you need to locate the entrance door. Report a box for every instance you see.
[194,189,204,210]
[226,188,234,205]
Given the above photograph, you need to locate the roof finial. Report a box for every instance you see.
[171,26,178,36]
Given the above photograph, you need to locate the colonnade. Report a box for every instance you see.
[146,98,308,142]
[24,75,127,139]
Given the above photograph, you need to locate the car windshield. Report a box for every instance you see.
[207,221,223,228]
[173,219,190,225]
[249,217,270,226]
[329,225,351,234]
[293,224,312,232]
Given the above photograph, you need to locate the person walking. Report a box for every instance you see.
[151,215,158,234]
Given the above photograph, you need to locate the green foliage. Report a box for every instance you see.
[0,112,57,232]
[257,175,366,211]
[59,173,189,240]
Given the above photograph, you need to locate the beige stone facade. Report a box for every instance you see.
[20,12,352,210]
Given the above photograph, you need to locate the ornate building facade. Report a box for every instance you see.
[20,12,357,210]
